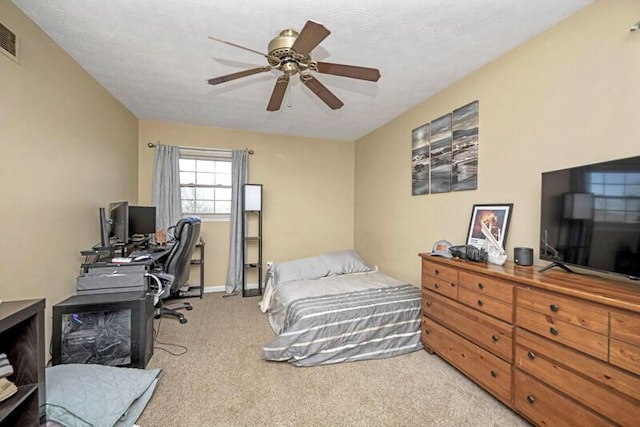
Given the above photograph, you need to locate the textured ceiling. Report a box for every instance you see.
[13,0,593,141]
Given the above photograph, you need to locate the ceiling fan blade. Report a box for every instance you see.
[290,21,330,56]
[207,66,271,85]
[315,61,381,82]
[300,73,344,110]
[267,75,290,111]
[208,36,269,59]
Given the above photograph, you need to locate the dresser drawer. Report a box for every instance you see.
[422,259,458,283]
[516,328,640,403]
[516,306,608,360]
[610,310,640,346]
[458,271,513,304]
[515,342,640,426]
[422,274,458,300]
[514,371,611,427]
[610,338,640,376]
[458,287,513,323]
[422,290,513,362]
[517,287,608,335]
[422,317,512,405]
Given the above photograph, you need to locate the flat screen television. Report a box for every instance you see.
[540,155,640,280]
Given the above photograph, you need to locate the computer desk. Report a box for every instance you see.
[80,245,171,268]
[79,241,204,299]
[78,246,171,295]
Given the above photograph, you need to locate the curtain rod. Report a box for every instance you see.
[147,142,254,155]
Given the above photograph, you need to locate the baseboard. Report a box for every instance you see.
[203,282,260,294]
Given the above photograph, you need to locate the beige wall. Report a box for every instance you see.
[354,0,640,285]
[138,120,355,287]
[0,3,138,338]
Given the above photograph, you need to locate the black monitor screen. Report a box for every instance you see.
[129,206,156,236]
[109,201,129,245]
[99,207,110,247]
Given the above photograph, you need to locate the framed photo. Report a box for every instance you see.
[466,204,513,249]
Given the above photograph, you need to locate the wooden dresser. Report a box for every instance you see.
[419,254,640,426]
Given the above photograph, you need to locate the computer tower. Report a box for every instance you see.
[52,291,153,368]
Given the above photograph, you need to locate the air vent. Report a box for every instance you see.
[0,22,19,63]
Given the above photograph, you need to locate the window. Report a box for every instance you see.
[179,148,232,220]
[589,171,640,224]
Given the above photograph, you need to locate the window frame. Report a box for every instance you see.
[179,147,232,222]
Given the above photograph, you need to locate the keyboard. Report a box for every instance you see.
[148,244,171,252]
[128,250,148,259]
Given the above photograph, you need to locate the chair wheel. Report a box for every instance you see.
[186,306,193,311]
[179,318,188,324]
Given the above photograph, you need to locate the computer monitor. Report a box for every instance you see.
[109,201,129,245]
[129,206,156,237]
[99,207,110,248]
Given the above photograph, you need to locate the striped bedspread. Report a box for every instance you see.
[262,284,423,366]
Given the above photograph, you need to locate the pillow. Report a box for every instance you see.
[318,250,372,276]
[273,256,329,285]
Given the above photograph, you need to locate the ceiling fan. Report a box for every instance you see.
[207,20,381,111]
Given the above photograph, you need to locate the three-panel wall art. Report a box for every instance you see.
[411,100,479,195]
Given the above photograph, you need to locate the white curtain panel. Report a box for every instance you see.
[152,144,182,235]
[225,150,248,294]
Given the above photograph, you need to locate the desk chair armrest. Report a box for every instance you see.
[145,272,175,301]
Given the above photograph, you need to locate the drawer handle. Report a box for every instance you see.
[425,301,432,307]
[526,395,535,404]
[527,351,536,360]
[550,304,559,312]
[434,269,440,275]
[478,282,484,290]
[424,329,430,335]
[550,327,559,335]
[434,283,440,289]
[491,334,499,342]
[477,300,484,307]
[490,370,497,378]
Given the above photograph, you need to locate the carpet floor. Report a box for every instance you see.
[137,292,530,426]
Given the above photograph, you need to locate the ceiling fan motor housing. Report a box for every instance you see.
[268,29,308,70]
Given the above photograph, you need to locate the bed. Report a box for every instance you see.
[260,250,423,366]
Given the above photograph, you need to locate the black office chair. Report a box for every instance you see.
[151,216,201,324]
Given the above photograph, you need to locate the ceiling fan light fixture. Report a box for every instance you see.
[281,60,299,76]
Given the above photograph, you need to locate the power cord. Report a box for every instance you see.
[145,273,188,356]
[152,316,188,356]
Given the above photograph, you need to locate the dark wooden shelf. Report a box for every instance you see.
[0,385,37,422]
[242,288,262,298]
[242,184,263,298]
[244,263,261,268]
[0,299,45,425]
[181,241,204,299]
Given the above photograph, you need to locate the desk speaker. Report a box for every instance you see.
[514,247,533,266]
